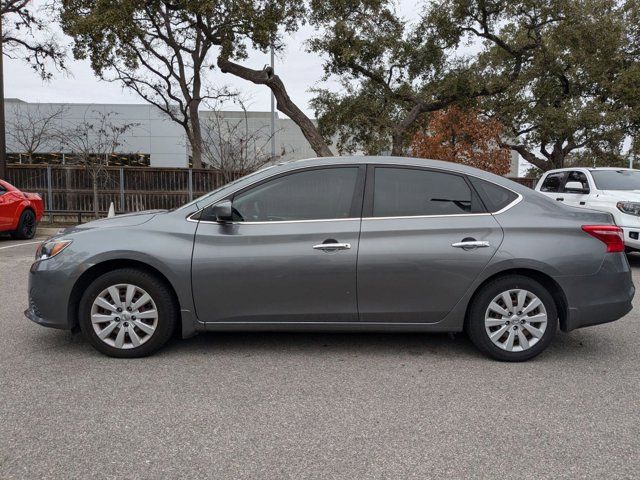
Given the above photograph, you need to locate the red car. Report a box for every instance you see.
[0,179,44,239]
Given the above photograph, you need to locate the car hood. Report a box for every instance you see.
[600,190,640,201]
[62,210,166,234]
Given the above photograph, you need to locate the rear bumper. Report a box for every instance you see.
[555,253,635,332]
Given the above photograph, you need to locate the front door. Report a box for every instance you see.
[559,170,592,208]
[192,165,365,323]
[357,166,504,323]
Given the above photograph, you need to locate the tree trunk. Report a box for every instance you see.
[391,132,405,156]
[217,57,334,157]
[189,103,204,169]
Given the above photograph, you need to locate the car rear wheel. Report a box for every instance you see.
[78,268,177,358]
[11,209,37,239]
[466,275,558,361]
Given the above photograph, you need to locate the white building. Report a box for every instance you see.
[4,98,518,175]
[4,98,317,167]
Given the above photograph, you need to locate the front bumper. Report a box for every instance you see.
[25,260,78,330]
[555,253,635,332]
[620,226,640,250]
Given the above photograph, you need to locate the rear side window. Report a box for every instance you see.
[469,177,519,213]
[232,167,359,222]
[540,172,567,192]
[372,167,481,217]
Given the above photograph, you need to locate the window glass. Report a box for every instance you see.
[373,167,476,217]
[232,167,359,222]
[540,172,567,192]
[591,170,640,190]
[561,171,590,192]
[469,177,518,212]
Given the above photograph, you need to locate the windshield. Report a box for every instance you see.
[591,170,640,191]
[175,165,278,210]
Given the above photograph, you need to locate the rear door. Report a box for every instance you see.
[357,166,504,323]
[192,165,365,324]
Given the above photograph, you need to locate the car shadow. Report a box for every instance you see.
[28,321,615,363]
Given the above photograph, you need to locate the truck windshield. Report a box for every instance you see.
[591,170,640,191]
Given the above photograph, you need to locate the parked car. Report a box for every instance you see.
[536,167,640,252]
[25,157,634,361]
[0,179,44,239]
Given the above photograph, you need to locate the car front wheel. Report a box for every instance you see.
[466,275,558,361]
[78,268,177,358]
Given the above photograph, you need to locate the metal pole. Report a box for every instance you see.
[46,165,53,210]
[188,168,193,201]
[270,44,276,160]
[0,19,7,179]
[119,167,125,212]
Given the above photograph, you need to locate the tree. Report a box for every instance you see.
[466,0,640,171]
[305,0,566,156]
[60,0,241,168]
[1,0,66,178]
[58,111,136,218]
[410,106,511,175]
[190,1,329,154]
[201,96,279,183]
[6,104,67,163]
[1,0,66,78]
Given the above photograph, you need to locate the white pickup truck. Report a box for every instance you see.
[535,167,640,251]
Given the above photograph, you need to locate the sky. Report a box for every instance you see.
[4,1,423,117]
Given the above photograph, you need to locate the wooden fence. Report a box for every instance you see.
[5,164,538,215]
[6,165,239,214]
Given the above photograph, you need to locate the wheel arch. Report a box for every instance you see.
[9,202,34,230]
[464,268,569,332]
[67,259,181,333]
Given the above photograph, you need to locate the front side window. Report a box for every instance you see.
[372,167,479,217]
[232,167,359,222]
[540,172,567,192]
[561,171,590,192]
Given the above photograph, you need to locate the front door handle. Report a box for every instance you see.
[313,242,351,252]
[556,197,564,201]
[451,240,491,249]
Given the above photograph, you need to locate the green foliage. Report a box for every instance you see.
[468,0,640,170]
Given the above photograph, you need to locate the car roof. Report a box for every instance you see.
[274,155,524,191]
[543,167,636,173]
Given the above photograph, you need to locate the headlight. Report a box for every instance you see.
[36,239,72,261]
[616,202,640,216]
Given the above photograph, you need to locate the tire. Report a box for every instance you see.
[466,275,558,362]
[10,209,37,240]
[78,268,178,358]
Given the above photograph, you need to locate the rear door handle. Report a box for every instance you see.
[451,241,491,249]
[556,197,564,201]
[313,242,351,251]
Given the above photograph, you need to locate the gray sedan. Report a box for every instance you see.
[25,157,634,361]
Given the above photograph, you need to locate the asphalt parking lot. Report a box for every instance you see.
[1,234,639,479]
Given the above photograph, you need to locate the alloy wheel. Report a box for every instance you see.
[484,289,548,352]
[90,283,158,349]
[22,211,35,237]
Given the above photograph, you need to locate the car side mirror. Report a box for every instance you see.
[565,181,589,194]
[212,200,233,222]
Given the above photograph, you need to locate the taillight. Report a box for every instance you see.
[581,225,625,253]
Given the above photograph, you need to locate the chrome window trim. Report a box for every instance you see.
[187,161,524,224]
[194,217,361,225]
